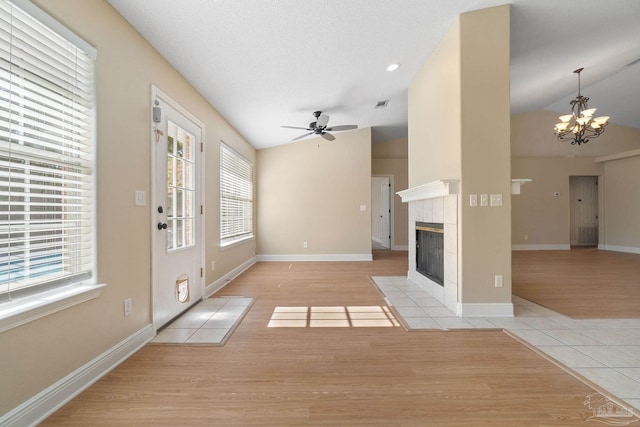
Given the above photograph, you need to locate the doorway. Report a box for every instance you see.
[569,176,598,246]
[371,176,391,250]
[151,87,205,330]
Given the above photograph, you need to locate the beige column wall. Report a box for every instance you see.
[408,5,512,306]
[458,6,512,304]
[0,0,256,415]
[256,128,372,256]
[603,155,640,250]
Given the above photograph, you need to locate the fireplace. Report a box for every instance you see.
[416,222,444,286]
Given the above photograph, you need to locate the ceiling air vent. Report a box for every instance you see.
[375,100,389,109]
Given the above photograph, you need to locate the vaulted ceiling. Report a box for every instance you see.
[107,0,640,150]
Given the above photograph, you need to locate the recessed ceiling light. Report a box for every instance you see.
[386,63,400,72]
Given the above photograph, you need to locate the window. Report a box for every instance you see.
[0,0,97,312]
[220,143,253,246]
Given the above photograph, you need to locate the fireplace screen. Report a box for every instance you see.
[416,222,444,286]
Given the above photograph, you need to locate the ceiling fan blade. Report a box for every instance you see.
[325,125,358,132]
[281,125,311,130]
[321,132,335,141]
[316,114,329,128]
[292,132,314,141]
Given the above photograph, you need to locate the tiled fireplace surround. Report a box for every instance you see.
[400,180,459,315]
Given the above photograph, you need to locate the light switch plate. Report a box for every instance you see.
[469,194,478,207]
[480,194,488,207]
[490,194,502,207]
[134,190,146,206]
[360,205,366,212]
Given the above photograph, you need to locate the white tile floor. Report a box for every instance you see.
[151,296,253,345]
[371,276,640,412]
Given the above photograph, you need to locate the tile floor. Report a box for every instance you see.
[151,296,253,345]
[371,276,640,412]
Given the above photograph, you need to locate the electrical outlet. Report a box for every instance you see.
[123,297,132,316]
[524,234,528,240]
[494,275,503,288]
[303,241,308,249]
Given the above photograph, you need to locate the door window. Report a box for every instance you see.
[166,121,195,251]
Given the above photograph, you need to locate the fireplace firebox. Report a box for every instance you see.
[416,222,444,286]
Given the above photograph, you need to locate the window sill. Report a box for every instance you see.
[220,235,254,251]
[0,283,107,334]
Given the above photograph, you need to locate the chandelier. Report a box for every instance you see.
[554,68,609,145]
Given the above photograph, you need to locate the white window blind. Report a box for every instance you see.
[0,0,96,300]
[220,143,253,245]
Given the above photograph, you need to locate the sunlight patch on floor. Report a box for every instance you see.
[268,305,400,328]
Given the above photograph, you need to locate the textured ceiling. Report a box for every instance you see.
[106,0,640,150]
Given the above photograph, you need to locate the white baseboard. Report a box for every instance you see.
[599,245,640,254]
[206,256,257,298]
[255,253,373,262]
[1,324,154,427]
[456,303,514,318]
[512,244,571,251]
[391,245,408,251]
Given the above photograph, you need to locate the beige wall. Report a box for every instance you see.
[257,128,372,256]
[0,0,255,415]
[458,6,512,304]
[511,157,603,246]
[408,5,512,306]
[602,155,640,250]
[512,110,640,158]
[511,111,640,250]
[372,138,409,249]
[408,17,461,188]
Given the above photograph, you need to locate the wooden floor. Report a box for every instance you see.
[44,251,599,425]
[513,247,640,318]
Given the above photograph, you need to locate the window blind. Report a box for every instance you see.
[0,0,96,299]
[220,143,253,244]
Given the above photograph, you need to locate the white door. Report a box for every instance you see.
[371,177,391,249]
[152,97,203,330]
[569,176,598,246]
[380,177,391,248]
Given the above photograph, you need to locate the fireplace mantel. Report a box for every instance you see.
[396,180,459,203]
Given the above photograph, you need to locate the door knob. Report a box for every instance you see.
[157,222,168,230]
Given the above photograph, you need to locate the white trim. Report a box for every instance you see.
[206,256,257,297]
[0,283,106,334]
[512,244,571,251]
[391,245,409,251]
[396,180,459,203]
[256,254,373,262]
[511,179,532,195]
[0,324,154,427]
[456,303,514,318]
[599,245,640,254]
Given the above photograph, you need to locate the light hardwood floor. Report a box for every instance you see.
[513,247,640,318]
[44,251,600,425]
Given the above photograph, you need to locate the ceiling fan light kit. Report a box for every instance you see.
[554,68,610,145]
[282,110,358,141]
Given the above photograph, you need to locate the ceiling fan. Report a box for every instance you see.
[281,110,358,141]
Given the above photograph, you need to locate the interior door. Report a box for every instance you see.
[380,177,391,248]
[569,176,598,246]
[152,98,203,329]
